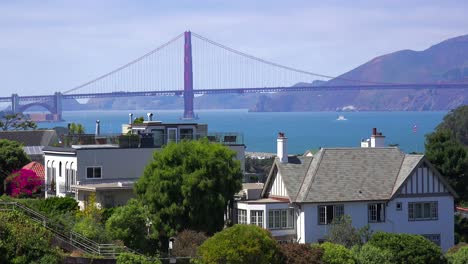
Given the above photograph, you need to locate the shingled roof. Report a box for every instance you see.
[264,147,435,203]
[0,130,57,146]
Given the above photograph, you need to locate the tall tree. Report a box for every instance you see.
[0,139,31,194]
[425,129,468,198]
[68,122,85,134]
[0,113,37,131]
[134,139,243,241]
[436,105,468,146]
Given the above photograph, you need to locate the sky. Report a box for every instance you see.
[1,0,467,96]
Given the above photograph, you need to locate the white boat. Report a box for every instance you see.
[337,115,347,121]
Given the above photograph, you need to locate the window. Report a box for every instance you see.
[59,162,62,177]
[167,128,177,143]
[368,203,386,223]
[422,234,441,246]
[408,202,438,221]
[268,209,294,229]
[180,128,194,140]
[396,202,402,211]
[237,209,247,224]
[86,167,102,179]
[151,129,165,147]
[318,205,344,225]
[251,210,263,227]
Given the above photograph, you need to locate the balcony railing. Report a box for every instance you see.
[60,132,244,148]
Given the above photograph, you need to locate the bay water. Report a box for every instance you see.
[38,110,447,154]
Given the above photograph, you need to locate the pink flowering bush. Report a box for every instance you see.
[5,169,43,197]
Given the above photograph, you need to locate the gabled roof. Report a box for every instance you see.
[0,130,57,146]
[262,147,455,203]
[22,162,45,180]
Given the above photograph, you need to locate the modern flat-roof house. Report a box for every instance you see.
[44,115,245,209]
[235,129,457,251]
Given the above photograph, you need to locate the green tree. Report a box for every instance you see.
[436,105,468,146]
[352,244,393,264]
[425,129,468,198]
[106,199,157,253]
[0,113,37,131]
[326,215,371,248]
[171,229,207,258]
[367,232,443,264]
[0,139,30,194]
[116,253,161,264]
[446,245,468,264]
[197,224,281,264]
[68,122,85,134]
[134,140,242,240]
[133,116,145,124]
[314,242,355,264]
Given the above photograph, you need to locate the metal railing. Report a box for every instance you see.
[0,201,138,258]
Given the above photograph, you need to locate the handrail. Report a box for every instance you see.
[0,201,139,258]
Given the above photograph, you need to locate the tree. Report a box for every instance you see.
[351,244,393,264]
[171,230,207,258]
[367,232,443,264]
[0,113,37,131]
[446,245,468,264]
[314,242,355,264]
[116,253,161,264]
[133,116,145,124]
[425,129,468,199]
[436,105,468,146]
[325,215,371,248]
[5,169,42,197]
[68,122,85,134]
[134,139,242,240]
[197,224,281,264]
[0,139,31,194]
[278,243,323,264]
[106,199,157,253]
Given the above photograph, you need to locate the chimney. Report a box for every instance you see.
[129,113,133,124]
[370,128,385,147]
[95,120,100,136]
[277,132,288,163]
[147,112,153,121]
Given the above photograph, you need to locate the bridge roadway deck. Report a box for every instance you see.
[0,83,467,102]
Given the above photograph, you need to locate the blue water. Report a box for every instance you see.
[37,110,446,154]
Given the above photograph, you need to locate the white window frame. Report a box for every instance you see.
[268,209,294,230]
[318,204,344,225]
[368,203,386,223]
[86,166,102,179]
[237,209,247,224]
[251,210,264,227]
[408,201,438,221]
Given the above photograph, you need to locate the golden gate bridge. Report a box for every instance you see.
[1,31,467,120]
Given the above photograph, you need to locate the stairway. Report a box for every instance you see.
[0,201,138,258]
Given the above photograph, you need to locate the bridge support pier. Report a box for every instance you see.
[11,94,19,113]
[54,92,63,121]
[183,31,196,119]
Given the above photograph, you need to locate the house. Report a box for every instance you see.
[0,130,58,163]
[44,115,245,209]
[235,129,457,251]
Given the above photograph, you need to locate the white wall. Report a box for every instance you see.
[300,195,454,251]
[44,153,77,197]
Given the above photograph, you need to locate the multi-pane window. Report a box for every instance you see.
[368,203,386,223]
[318,205,344,225]
[408,202,438,221]
[237,209,247,224]
[268,209,294,229]
[422,234,441,246]
[251,210,264,227]
[86,167,102,179]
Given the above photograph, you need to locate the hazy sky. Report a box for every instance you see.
[1,0,467,96]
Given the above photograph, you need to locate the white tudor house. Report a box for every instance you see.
[44,116,245,209]
[235,130,457,251]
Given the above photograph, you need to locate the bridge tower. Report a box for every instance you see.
[54,92,63,121]
[183,31,196,119]
[11,94,19,113]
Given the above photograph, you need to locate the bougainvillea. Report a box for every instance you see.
[5,169,43,197]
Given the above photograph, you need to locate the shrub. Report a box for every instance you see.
[326,215,368,248]
[0,210,62,264]
[368,232,443,264]
[172,229,208,257]
[315,242,355,264]
[73,216,109,243]
[198,224,281,264]
[116,253,161,264]
[279,243,323,264]
[352,244,393,264]
[5,169,42,197]
[446,245,468,264]
[37,196,79,215]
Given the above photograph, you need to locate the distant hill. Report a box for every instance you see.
[252,35,468,112]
